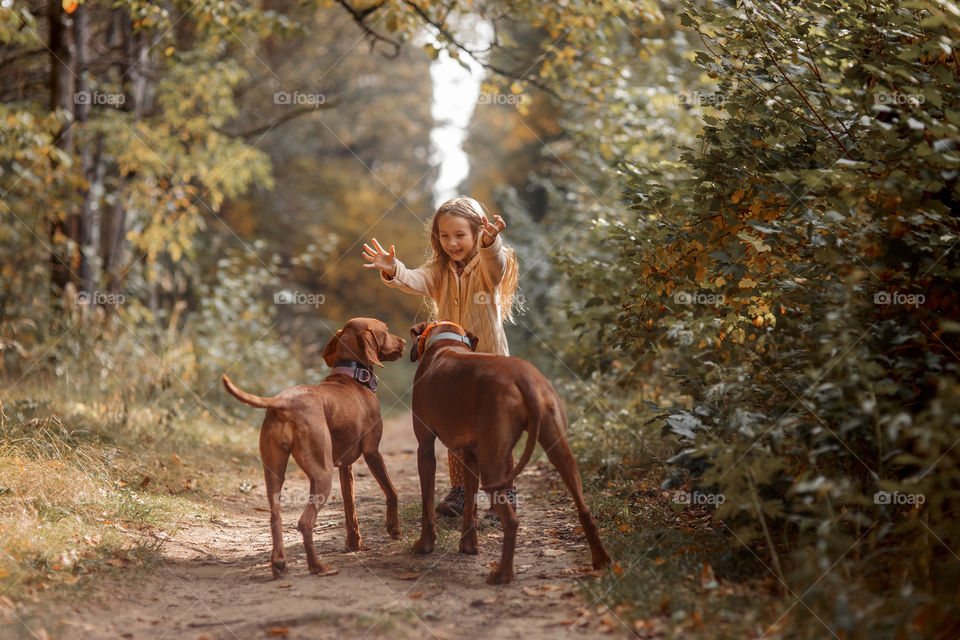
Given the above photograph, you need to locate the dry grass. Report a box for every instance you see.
[0,389,260,601]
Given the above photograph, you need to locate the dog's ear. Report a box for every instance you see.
[409,322,428,363]
[358,330,384,368]
[322,330,343,367]
[465,329,479,352]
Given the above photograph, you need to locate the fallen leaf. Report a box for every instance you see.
[700,562,719,590]
[278,584,292,589]
[397,572,421,580]
[522,586,543,597]
[542,548,565,557]
[267,627,289,636]
[408,592,423,599]
[171,454,184,466]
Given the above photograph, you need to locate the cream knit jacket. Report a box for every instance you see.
[380,235,510,356]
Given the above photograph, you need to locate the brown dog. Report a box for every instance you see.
[408,320,611,584]
[222,317,405,578]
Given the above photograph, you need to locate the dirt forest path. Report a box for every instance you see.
[53,412,625,639]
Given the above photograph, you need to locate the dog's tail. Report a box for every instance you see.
[481,374,541,493]
[222,374,289,409]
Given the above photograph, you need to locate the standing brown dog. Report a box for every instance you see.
[408,320,611,584]
[222,317,405,578]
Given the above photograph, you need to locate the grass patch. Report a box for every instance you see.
[0,385,261,601]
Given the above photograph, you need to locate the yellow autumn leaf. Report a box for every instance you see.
[731,189,745,203]
[739,278,758,289]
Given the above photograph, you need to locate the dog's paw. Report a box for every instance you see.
[412,538,435,554]
[344,539,364,553]
[486,569,512,585]
[310,564,340,577]
[458,541,478,555]
[592,550,612,569]
[271,559,287,579]
[387,525,402,540]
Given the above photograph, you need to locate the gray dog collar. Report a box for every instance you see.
[424,331,472,352]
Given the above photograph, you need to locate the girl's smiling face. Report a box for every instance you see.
[437,213,477,265]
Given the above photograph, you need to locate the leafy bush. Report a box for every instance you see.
[574,0,960,636]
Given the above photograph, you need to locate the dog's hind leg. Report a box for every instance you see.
[296,468,334,574]
[412,431,437,554]
[292,427,337,576]
[339,465,363,551]
[260,431,290,579]
[459,449,479,555]
[539,406,611,570]
[486,490,519,584]
[363,447,401,540]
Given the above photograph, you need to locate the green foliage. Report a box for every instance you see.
[579,0,960,636]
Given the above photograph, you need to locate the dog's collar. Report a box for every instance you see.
[417,321,470,358]
[425,331,472,352]
[330,360,377,392]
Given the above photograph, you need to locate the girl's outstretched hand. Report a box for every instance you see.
[362,238,398,277]
[480,215,506,248]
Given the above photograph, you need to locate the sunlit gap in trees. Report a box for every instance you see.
[428,19,492,208]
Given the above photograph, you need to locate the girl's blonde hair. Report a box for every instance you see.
[427,195,521,323]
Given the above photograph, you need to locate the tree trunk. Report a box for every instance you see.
[73,1,97,296]
[47,0,75,292]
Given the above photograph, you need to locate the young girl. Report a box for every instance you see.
[361,195,519,518]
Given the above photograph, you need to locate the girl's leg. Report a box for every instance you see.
[448,448,465,488]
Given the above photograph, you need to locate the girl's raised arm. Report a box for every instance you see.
[478,216,508,285]
[363,237,438,298]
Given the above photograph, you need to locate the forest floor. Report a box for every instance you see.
[4,412,629,640]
